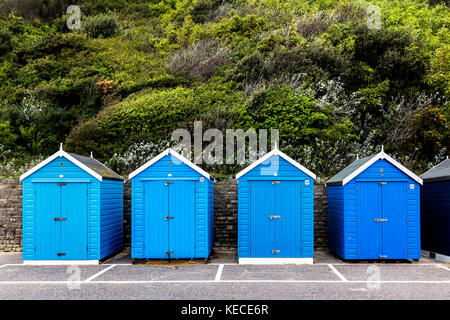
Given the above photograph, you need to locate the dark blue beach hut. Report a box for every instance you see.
[326,149,422,260]
[20,145,124,264]
[129,148,214,260]
[420,157,450,262]
[236,147,316,264]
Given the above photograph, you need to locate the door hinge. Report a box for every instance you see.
[374,218,388,222]
[406,218,408,223]
[357,218,359,223]
[86,245,88,251]
[356,186,358,192]
[165,216,175,220]
[271,249,280,254]
[54,217,67,221]
[57,253,66,256]
[357,250,359,255]
[57,182,66,186]
[268,215,281,219]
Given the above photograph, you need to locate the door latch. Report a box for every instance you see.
[374,218,388,222]
[165,251,174,255]
[57,253,66,256]
[271,250,280,254]
[272,181,280,184]
[379,255,388,259]
[165,181,174,185]
[378,181,387,185]
[268,215,281,219]
[165,216,175,220]
[54,217,67,221]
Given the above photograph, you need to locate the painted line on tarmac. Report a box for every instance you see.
[328,264,348,282]
[0,280,449,285]
[437,265,450,272]
[84,265,116,282]
[214,264,224,282]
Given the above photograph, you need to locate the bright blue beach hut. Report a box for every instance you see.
[20,145,124,264]
[129,148,214,260]
[420,157,450,262]
[326,148,422,260]
[236,146,316,264]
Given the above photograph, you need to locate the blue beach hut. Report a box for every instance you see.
[236,146,316,264]
[326,149,422,260]
[129,148,214,260]
[20,145,124,264]
[420,157,450,262]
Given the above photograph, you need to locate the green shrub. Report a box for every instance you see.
[83,14,120,38]
[0,29,12,56]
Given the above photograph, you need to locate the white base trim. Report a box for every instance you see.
[239,258,313,265]
[435,253,450,263]
[23,260,99,266]
[422,250,450,263]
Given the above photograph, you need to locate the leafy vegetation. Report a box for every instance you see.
[0,0,448,178]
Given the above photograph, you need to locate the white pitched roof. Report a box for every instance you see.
[333,151,423,186]
[235,148,316,180]
[19,150,105,182]
[128,148,213,180]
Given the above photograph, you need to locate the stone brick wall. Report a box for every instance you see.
[0,178,328,252]
[0,178,22,252]
[213,179,238,250]
[123,180,132,247]
[314,181,328,249]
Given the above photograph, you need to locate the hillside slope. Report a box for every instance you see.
[0,0,448,178]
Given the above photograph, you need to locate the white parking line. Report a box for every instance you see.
[328,264,348,282]
[0,264,12,269]
[215,264,224,282]
[0,279,448,285]
[437,265,450,272]
[84,265,116,282]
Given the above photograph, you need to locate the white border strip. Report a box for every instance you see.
[328,264,348,282]
[437,265,450,272]
[23,260,99,265]
[238,258,313,265]
[84,264,116,282]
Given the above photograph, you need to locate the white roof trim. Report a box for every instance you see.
[235,149,317,180]
[19,150,103,182]
[128,148,212,180]
[341,151,423,186]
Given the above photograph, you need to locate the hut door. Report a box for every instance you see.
[144,180,169,259]
[144,180,195,259]
[358,182,382,259]
[358,181,408,259]
[275,181,302,258]
[35,183,60,260]
[250,181,276,257]
[35,182,88,260]
[250,180,302,258]
[59,183,88,260]
[167,181,196,259]
[381,182,408,259]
